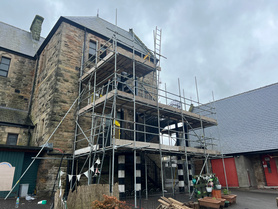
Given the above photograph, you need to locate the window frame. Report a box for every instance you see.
[88,40,97,61]
[6,133,18,145]
[0,56,11,77]
[99,45,107,60]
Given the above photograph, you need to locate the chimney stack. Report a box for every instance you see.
[30,15,44,41]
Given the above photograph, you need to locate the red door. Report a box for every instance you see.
[211,158,239,187]
[262,155,278,186]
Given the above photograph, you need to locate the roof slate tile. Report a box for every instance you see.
[0,21,44,57]
[192,83,278,154]
[63,16,150,55]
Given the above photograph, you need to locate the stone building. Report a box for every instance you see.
[0,15,47,198]
[0,15,219,201]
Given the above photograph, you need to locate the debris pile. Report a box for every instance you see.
[156,197,192,209]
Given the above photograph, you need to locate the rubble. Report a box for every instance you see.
[156,197,198,209]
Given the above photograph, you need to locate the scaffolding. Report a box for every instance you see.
[70,27,220,207]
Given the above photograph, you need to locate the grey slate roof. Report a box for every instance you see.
[0,21,44,57]
[191,83,278,155]
[0,107,33,126]
[63,16,150,55]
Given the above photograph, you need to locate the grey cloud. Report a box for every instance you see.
[1,0,278,105]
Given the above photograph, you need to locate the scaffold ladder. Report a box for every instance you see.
[154,27,162,67]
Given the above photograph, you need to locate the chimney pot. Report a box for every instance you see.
[30,15,44,41]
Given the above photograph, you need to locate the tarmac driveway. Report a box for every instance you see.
[0,188,277,209]
[0,197,52,209]
[228,188,277,209]
[129,188,278,209]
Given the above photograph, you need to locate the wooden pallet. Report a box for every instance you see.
[157,197,192,209]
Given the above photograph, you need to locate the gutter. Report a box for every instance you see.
[0,122,34,128]
[28,54,39,116]
[26,54,40,146]
[27,126,31,146]
[0,46,36,60]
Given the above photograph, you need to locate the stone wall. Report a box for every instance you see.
[0,51,35,146]
[244,155,257,187]
[31,20,159,195]
[30,23,63,147]
[47,22,82,151]
[30,22,82,148]
[0,51,35,111]
[0,126,30,145]
[251,154,266,188]
[31,22,84,195]
[234,155,257,187]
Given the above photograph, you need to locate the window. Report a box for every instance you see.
[99,45,107,59]
[39,118,45,138]
[0,57,11,77]
[265,157,272,173]
[6,133,18,145]
[89,41,97,61]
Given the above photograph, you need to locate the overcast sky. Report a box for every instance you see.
[1,0,278,105]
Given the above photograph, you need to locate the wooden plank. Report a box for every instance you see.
[78,90,115,115]
[168,197,184,206]
[181,146,220,155]
[158,197,192,209]
[115,139,180,152]
[78,90,217,127]
[115,139,220,155]
[172,203,191,209]
[74,145,99,155]
[80,52,114,81]
[117,90,217,125]
[158,199,170,207]
[156,205,162,209]
[160,196,171,204]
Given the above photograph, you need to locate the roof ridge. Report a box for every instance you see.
[194,82,278,109]
[210,82,278,104]
[96,17,150,53]
[132,30,153,55]
[63,16,130,35]
[62,16,149,54]
[94,16,132,35]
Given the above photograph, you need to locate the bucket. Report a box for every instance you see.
[216,184,221,190]
[206,187,213,192]
[38,200,47,204]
